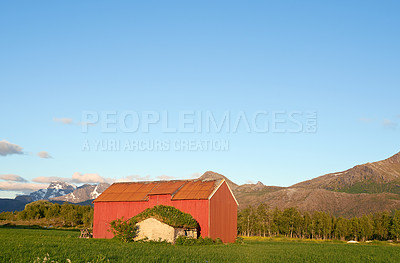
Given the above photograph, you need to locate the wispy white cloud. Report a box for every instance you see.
[246,180,255,184]
[0,174,28,182]
[0,140,24,156]
[359,116,400,130]
[114,175,152,182]
[71,172,105,183]
[156,175,175,180]
[0,141,52,159]
[53,118,74,125]
[383,119,397,130]
[113,174,177,182]
[32,176,69,184]
[0,181,48,191]
[53,117,96,126]
[187,172,201,179]
[33,173,107,184]
[37,151,52,159]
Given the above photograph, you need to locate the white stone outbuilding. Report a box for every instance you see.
[135,217,197,243]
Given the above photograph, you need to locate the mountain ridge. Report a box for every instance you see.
[291,151,400,194]
[198,151,400,217]
[3,151,400,217]
[17,181,76,202]
[51,183,110,203]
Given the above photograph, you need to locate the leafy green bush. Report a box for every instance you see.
[197,237,215,245]
[0,212,16,221]
[215,237,223,244]
[19,201,53,220]
[132,205,198,229]
[175,236,197,245]
[109,217,139,242]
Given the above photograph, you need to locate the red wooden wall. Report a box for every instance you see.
[93,194,209,239]
[209,182,238,243]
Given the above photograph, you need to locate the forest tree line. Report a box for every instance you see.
[0,200,93,227]
[2,200,400,242]
[238,204,400,241]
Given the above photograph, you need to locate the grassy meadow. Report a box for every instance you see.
[1,226,400,263]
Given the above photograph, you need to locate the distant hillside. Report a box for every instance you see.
[0,198,28,212]
[236,187,400,217]
[235,181,284,194]
[194,152,400,217]
[199,171,238,190]
[292,152,400,194]
[233,182,283,206]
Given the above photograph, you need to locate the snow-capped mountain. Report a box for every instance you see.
[22,181,77,202]
[51,183,110,203]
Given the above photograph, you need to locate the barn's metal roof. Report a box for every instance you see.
[93,179,224,202]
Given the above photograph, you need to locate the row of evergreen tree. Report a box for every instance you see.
[0,201,93,227]
[238,204,400,241]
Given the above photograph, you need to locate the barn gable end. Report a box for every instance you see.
[209,181,238,243]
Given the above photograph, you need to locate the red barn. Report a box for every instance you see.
[93,178,238,243]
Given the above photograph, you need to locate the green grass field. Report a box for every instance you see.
[1,227,400,263]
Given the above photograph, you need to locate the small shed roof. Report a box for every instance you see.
[93,179,224,202]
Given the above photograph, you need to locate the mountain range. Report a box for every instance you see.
[51,183,110,203]
[2,151,400,217]
[0,182,110,212]
[16,182,77,203]
[230,151,400,217]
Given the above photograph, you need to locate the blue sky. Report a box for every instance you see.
[1,1,399,198]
